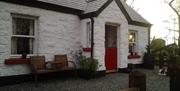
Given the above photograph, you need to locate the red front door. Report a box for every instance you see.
[105,25,117,71]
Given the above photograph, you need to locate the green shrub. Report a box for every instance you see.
[79,57,98,71]
[73,50,98,71]
[171,55,180,65]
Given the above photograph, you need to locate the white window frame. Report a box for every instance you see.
[128,30,138,53]
[11,14,38,56]
[86,22,91,48]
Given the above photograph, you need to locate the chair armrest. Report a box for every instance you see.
[46,61,63,69]
[46,61,63,64]
[67,61,76,68]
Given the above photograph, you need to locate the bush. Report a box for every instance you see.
[79,57,98,71]
[73,50,98,71]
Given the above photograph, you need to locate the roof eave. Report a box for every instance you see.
[1,0,83,15]
[115,0,151,27]
[79,0,113,19]
[129,21,152,27]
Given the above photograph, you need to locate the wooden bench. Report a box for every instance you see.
[30,55,76,83]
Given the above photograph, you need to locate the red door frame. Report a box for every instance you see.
[105,25,118,71]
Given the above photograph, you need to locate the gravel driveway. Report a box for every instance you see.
[0,68,169,91]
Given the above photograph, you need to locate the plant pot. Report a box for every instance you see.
[78,69,95,80]
[22,53,27,59]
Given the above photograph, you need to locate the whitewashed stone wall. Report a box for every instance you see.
[80,19,91,48]
[80,19,91,57]
[0,1,149,76]
[0,2,81,76]
[94,1,129,70]
[128,25,149,64]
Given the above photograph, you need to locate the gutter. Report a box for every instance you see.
[90,17,94,58]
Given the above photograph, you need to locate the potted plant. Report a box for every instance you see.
[22,52,27,59]
[74,50,98,79]
[78,57,98,79]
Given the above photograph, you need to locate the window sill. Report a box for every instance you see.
[83,48,91,52]
[10,54,34,57]
[5,58,30,65]
[128,55,141,59]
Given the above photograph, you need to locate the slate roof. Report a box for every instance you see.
[84,0,108,14]
[1,0,151,26]
[38,0,87,10]
[37,0,150,25]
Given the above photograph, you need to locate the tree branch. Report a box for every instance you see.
[130,0,135,7]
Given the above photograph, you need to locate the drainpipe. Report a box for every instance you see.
[178,15,180,55]
[90,17,94,59]
[148,26,151,54]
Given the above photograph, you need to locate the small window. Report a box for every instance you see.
[86,22,91,47]
[11,15,36,55]
[128,31,137,53]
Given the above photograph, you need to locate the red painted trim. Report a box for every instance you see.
[105,48,117,70]
[5,58,30,65]
[128,55,141,59]
[83,48,91,52]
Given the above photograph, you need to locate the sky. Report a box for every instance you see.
[126,0,179,44]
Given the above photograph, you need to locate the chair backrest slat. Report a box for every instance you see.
[55,55,68,67]
[30,56,45,69]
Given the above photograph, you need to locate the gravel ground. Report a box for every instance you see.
[0,68,169,91]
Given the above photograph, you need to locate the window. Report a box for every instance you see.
[86,22,91,47]
[11,15,36,55]
[128,31,137,53]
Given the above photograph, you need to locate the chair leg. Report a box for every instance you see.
[74,69,77,77]
[34,73,38,86]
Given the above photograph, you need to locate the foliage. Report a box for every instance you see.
[150,38,166,51]
[171,55,180,64]
[79,57,98,71]
[74,50,98,71]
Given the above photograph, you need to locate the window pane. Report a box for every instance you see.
[128,32,136,42]
[128,31,137,53]
[129,43,136,53]
[13,17,34,35]
[86,22,91,47]
[105,25,117,48]
[11,37,33,54]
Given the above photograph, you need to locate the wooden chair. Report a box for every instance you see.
[30,56,62,83]
[30,56,45,83]
[30,55,77,83]
[53,54,77,76]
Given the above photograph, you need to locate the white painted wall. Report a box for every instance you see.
[0,2,81,76]
[80,19,91,57]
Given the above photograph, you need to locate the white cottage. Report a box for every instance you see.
[0,0,151,78]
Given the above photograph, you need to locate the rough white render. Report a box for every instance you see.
[80,19,91,57]
[0,2,81,76]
